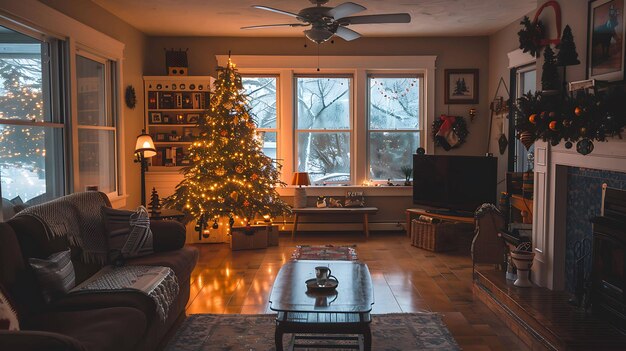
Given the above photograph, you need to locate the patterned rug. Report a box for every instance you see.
[165,313,460,351]
[292,245,358,261]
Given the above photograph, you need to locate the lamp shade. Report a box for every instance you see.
[134,130,156,158]
[291,172,310,186]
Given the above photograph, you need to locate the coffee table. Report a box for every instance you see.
[269,260,374,350]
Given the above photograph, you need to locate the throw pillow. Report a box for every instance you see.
[0,286,19,331]
[28,249,75,303]
[102,206,154,264]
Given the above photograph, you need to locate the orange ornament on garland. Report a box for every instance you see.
[549,121,558,131]
[529,114,537,124]
[574,107,582,116]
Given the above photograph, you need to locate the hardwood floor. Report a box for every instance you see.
[186,231,529,351]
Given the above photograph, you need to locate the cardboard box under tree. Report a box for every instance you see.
[230,225,270,251]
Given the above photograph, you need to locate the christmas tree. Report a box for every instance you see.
[149,187,161,214]
[163,57,290,226]
[541,45,560,91]
[556,25,580,66]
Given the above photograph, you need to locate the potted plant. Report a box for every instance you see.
[400,166,413,186]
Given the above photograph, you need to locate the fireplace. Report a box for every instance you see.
[591,187,626,332]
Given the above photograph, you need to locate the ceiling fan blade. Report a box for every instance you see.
[241,23,308,30]
[328,2,366,20]
[339,13,411,25]
[252,5,301,18]
[335,26,361,41]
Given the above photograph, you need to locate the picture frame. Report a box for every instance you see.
[587,0,626,81]
[150,112,162,124]
[163,115,171,124]
[156,133,167,141]
[444,69,479,104]
[186,113,199,124]
[182,127,195,141]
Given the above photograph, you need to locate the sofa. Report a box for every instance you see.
[0,192,199,351]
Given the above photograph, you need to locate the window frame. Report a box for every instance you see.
[294,74,354,185]
[218,55,436,188]
[366,73,424,182]
[0,19,67,215]
[241,74,280,161]
[73,49,119,195]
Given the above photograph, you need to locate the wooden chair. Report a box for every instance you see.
[471,203,507,275]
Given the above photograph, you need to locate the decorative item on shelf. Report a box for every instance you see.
[316,196,327,208]
[149,187,161,215]
[150,112,162,124]
[134,130,157,206]
[125,85,137,109]
[444,69,479,104]
[386,178,394,186]
[517,1,562,57]
[432,114,469,151]
[327,198,343,208]
[541,45,561,94]
[345,191,365,208]
[165,48,188,76]
[557,25,580,67]
[510,242,535,287]
[400,165,412,186]
[161,55,290,228]
[415,147,425,155]
[292,172,311,208]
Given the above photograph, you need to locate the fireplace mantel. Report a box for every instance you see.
[532,137,626,289]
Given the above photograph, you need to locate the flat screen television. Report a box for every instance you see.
[413,154,497,215]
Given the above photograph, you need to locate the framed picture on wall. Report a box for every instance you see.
[150,112,162,124]
[444,69,479,104]
[587,0,626,81]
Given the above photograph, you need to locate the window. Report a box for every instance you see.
[295,77,351,185]
[514,66,536,172]
[0,25,65,212]
[242,76,278,159]
[368,76,421,180]
[75,52,118,194]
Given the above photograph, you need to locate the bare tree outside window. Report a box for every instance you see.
[242,76,278,159]
[296,77,351,184]
[369,77,420,181]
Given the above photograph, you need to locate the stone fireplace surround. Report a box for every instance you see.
[531,138,626,290]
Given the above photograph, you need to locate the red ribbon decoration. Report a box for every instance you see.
[534,0,562,46]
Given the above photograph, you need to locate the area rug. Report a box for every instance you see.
[292,245,358,261]
[165,313,460,351]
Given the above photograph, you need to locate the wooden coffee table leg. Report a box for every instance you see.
[291,213,298,240]
[275,322,284,351]
[363,324,372,351]
[363,213,369,239]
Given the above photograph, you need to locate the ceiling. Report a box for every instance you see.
[91,0,535,37]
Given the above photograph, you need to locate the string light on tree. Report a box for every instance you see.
[163,54,290,234]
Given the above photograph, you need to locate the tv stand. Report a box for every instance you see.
[425,209,474,218]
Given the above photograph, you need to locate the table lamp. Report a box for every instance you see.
[134,129,156,206]
[291,172,310,208]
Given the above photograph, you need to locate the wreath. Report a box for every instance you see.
[432,115,469,151]
[518,16,545,57]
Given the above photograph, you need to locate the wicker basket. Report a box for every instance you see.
[410,219,462,252]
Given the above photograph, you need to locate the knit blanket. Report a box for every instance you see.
[71,265,179,322]
[15,192,110,264]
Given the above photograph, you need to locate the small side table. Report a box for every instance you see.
[150,209,185,222]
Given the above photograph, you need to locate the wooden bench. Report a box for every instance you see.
[291,207,379,239]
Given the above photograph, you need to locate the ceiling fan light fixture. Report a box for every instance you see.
[304,27,334,43]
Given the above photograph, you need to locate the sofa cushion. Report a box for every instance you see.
[24,307,146,351]
[28,250,76,302]
[126,246,198,282]
[102,207,154,264]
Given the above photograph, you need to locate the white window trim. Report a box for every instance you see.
[216,55,437,189]
[1,0,127,207]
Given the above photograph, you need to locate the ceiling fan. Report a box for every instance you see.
[241,0,411,44]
